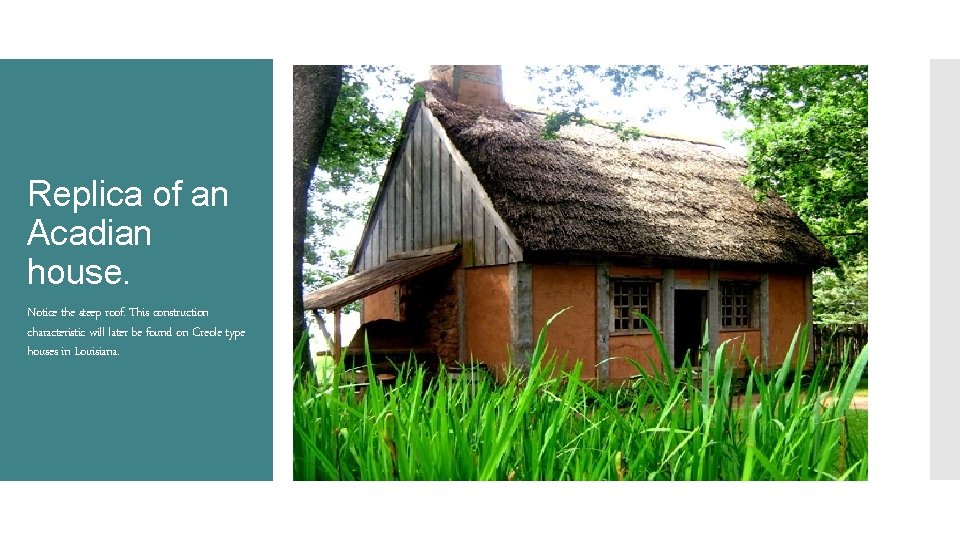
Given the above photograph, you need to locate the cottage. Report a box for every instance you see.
[304,65,836,382]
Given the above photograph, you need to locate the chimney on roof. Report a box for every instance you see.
[429,65,505,107]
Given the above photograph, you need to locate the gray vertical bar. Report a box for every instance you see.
[412,109,423,250]
[452,168,462,243]
[457,267,467,363]
[932,60,959,479]
[596,263,610,381]
[662,268,675,368]
[403,140,413,252]
[804,271,814,366]
[760,272,770,371]
[431,130,441,246]
[708,269,720,359]
[509,262,533,371]
[472,192,485,265]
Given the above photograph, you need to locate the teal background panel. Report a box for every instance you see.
[0,60,273,480]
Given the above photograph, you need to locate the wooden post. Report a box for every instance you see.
[662,268,675,368]
[708,269,720,360]
[760,272,770,371]
[457,267,467,363]
[805,270,814,367]
[509,262,533,371]
[332,308,342,360]
[596,263,610,382]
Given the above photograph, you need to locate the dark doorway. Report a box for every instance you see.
[674,290,707,367]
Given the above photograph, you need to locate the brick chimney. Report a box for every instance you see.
[429,65,505,107]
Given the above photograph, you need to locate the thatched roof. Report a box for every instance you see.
[421,81,836,268]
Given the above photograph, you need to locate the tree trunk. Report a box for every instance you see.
[293,65,343,373]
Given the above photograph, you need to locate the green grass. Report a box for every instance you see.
[845,409,868,456]
[294,312,868,481]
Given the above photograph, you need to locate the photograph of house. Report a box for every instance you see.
[304,65,836,383]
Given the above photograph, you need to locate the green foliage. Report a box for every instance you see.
[610,121,646,141]
[317,76,402,189]
[409,84,426,104]
[814,253,868,324]
[542,112,646,142]
[294,312,868,481]
[542,110,584,139]
[304,67,412,294]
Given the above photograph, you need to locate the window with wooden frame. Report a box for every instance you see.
[611,279,659,333]
[719,281,759,330]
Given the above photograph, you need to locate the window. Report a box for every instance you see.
[720,282,757,329]
[612,279,657,332]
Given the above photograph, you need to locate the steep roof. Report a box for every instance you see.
[420,80,836,268]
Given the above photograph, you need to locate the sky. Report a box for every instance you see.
[311,65,752,351]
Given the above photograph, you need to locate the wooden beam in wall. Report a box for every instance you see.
[509,262,533,371]
[805,270,814,365]
[596,263,610,382]
[457,267,467,364]
[760,272,770,371]
[708,270,720,359]
[662,268,676,367]
[387,244,460,262]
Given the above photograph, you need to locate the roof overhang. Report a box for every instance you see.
[304,244,461,311]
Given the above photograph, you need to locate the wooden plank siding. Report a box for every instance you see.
[431,127,441,246]
[440,145,451,245]
[473,189,485,266]
[353,103,524,273]
[402,135,413,254]
[412,111,424,252]
[485,210,496,265]
[452,169,462,244]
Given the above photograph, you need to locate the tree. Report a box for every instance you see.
[304,70,405,294]
[813,252,867,325]
[293,65,343,370]
[294,66,413,372]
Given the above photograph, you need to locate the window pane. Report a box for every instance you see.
[611,279,656,332]
[720,282,754,329]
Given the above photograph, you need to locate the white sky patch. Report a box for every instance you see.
[500,65,750,150]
